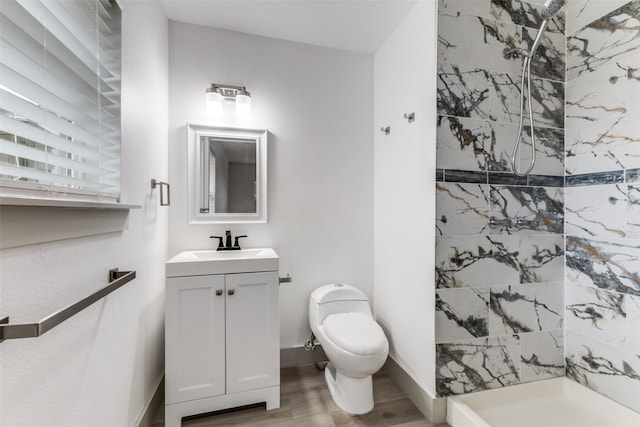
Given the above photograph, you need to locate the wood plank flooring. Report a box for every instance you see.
[152,363,448,427]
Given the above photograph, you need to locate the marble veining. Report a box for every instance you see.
[565,236,640,297]
[436,235,520,288]
[565,331,640,413]
[566,284,627,347]
[437,64,564,128]
[627,295,640,354]
[567,1,640,79]
[490,284,564,335]
[517,235,564,284]
[565,170,625,187]
[565,184,627,238]
[436,182,490,236]
[436,335,520,396]
[489,186,564,234]
[436,288,490,342]
[491,0,565,33]
[520,330,565,382]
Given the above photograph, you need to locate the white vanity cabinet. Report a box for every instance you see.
[164,249,280,427]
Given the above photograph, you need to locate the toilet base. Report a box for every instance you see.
[324,362,374,415]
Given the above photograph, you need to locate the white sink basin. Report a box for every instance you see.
[166,248,279,277]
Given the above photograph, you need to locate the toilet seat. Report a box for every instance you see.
[323,312,387,356]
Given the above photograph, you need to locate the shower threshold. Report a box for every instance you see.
[447,377,640,427]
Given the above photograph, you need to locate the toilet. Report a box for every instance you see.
[309,283,389,414]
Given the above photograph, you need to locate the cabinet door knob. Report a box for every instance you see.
[215,289,223,296]
[228,289,235,296]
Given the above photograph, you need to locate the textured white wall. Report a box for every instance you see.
[0,1,169,425]
[168,22,374,348]
[373,1,438,396]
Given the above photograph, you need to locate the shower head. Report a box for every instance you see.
[542,0,567,20]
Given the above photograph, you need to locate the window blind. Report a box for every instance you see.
[0,0,121,202]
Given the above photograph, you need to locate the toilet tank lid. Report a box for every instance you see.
[310,283,368,304]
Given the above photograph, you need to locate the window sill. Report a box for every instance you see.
[0,195,141,210]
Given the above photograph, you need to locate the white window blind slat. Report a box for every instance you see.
[0,64,101,133]
[2,90,108,151]
[0,139,114,176]
[1,40,102,123]
[0,0,121,200]
[0,115,114,162]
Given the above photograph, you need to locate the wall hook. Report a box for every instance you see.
[380,126,390,135]
[404,112,415,123]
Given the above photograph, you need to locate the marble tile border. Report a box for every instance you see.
[435,169,565,187]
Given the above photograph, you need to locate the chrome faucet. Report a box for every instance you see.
[210,230,247,251]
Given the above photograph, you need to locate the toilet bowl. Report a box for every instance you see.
[309,283,389,414]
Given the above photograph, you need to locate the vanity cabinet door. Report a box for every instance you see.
[225,271,280,394]
[166,275,226,404]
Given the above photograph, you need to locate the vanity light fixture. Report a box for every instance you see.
[205,83,252,117]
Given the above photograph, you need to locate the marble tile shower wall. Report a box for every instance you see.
[435,0,566,397]
[563,0,640,413]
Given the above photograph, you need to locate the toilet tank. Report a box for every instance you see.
[309,283,372,325]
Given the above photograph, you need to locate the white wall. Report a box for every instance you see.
[0,1,169,425]
[373,1,438,396]
[168,23,374,348]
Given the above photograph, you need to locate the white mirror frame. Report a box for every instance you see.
[187,124,267,224]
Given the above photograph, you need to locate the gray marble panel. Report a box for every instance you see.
[566,114,640,175]
[566,331,640,414]
[564,0,631,37]
[517,234,564,284]
[436,288,490,343]
[436,235,520,288]
[521,24,566,81]
[436,335,520,396]
[490,0,565,33]
[520,329,565,383]
[438,0,491,20]
[491,125,564,176]
[436,182,490,236]
[565,184,627,239]
[566,60,629,127]
[565,236,640,296]
[566,283,627,347]
[438,13,523,75]
[490,283,564,335]
[489,185,564,234]
[567,1,640,79]
[437,64,564,128]
[436,116,493,171]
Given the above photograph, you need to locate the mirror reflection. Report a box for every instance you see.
[187,124,267,224]
[200,136,257,214]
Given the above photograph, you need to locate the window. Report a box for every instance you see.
[0,0,121,203]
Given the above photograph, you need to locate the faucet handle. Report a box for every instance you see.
[210,235,224,250]
[234,235,248,249]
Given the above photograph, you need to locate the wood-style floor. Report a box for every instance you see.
[152,363,447,427]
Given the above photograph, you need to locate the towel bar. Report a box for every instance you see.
[0,269,136,342]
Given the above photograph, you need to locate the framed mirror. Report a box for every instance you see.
[187,124,267,223]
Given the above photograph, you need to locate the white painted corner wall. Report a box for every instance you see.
[167,23,374,348]
[0,1,169,425]
[373,1,438,396]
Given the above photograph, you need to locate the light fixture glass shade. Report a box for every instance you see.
[235,93,251,118]
[205,90,223,116]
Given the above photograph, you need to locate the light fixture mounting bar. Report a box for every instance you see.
[206,83,250,99]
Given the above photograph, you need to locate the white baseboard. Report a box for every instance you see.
[382,356,446,424]
[136,376,164,427]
